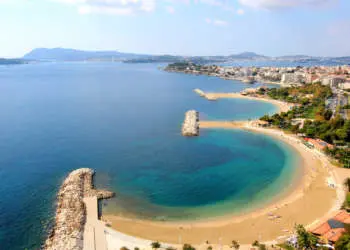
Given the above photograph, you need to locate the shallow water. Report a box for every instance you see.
[0,62,296,249]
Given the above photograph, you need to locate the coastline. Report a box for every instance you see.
[102,122,342,245]
[165,69,284,87]
[194,90,294,113]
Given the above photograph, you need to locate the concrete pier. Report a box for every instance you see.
[182,110,199,136]
[44,168,114,250]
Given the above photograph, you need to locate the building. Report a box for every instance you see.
[281,73,305,85]
[322,77,346,88]
[340,82,350,90]
[311,210,350,245]
[304,138,334,151]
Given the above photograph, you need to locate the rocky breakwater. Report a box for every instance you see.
[194,88,217,101]
[44,168,114,250]
[182,110,199,136]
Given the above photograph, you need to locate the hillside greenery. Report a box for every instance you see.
[259,83,350,167]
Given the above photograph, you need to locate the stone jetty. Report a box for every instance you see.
[44,168,114,250]
[194,88,217,101]
[182,110,199,136]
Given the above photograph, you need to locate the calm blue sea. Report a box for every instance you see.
[0,62,298,249]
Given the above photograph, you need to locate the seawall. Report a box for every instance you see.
[44,168,114,250]
[182,110,199,136]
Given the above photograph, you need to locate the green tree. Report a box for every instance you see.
[323,109,333,120]
[183,244,195,250]
[258,244,267,250]
[335,233,350,250]
[120,247,130,250]
[166,247,177,250]
[151,242,161,249]
[295,224,318,249]
[252,240,260,247]
[230,240,240,249]
[344,178,350,192]
[207,246,213,250]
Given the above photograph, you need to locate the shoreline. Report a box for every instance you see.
[194,89,294,113]
[102,122,343,245]
[165,69,284,87]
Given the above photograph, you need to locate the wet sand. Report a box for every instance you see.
[103,122,342,245]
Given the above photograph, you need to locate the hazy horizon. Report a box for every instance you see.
[1,0,350,58]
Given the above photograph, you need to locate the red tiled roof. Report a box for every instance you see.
[311,222,332,235]
[323,228,346,243]
[334,210,350,224]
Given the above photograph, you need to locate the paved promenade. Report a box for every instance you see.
[83,197,108,250]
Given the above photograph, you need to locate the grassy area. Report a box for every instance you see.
[304,106,318,119]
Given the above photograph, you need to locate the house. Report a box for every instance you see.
[304,138,334,151]
[311,210,350,244]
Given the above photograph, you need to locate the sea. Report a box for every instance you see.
[0,61,309,249]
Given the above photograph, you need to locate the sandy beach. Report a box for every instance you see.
[102,121,346,246]
[204,92,293,113]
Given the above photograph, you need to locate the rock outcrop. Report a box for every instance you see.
[44,168,114,250]
[182,110,199,136]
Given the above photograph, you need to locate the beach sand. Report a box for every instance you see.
[204,92,293,113]
[103,122,344,246]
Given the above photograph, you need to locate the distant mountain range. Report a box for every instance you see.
[0,58,28,65]
[23,48,146,61]
[21,48,350,64]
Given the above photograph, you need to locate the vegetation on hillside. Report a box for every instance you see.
[259,83,350,167]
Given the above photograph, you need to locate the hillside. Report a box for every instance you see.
[23,48,144,61]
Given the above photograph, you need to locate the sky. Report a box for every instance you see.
[0,0,349,58]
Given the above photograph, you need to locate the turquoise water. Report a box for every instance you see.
[0,62,297,249]
[102,129,300,221]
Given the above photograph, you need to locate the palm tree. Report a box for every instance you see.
[183,243,195,250]
[344,178,350,192]
[252,240,259,247]
[335,233,350,250]
[151,241,161,250]
[295,224,318,249]
[230,240,240,250]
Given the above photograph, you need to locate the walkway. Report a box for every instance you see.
[83,196,108,250]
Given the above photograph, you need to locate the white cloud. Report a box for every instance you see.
[78,4,134,15]
[199,0,222,6]
[205,18,228,26]
[165,5,175,14]
[238,0,337,10]
[198,0,236,13]
[236,8,244,15]
[205,18,212,24]
[54,0,156,15]
[213,19,228,26]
